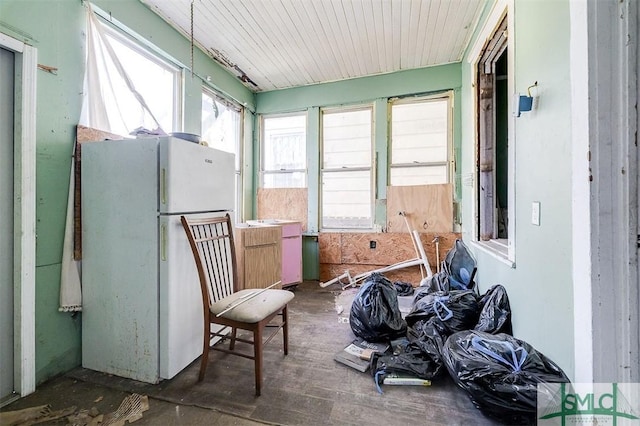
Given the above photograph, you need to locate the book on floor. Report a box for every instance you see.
[382,374,432,386]
[333,338,390,372]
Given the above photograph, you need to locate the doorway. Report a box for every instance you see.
[0,32,37,403]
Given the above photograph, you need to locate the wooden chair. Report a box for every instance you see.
[181,213,294,396]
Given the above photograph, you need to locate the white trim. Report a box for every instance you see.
[569,0,593,384]
[505,2,516,262]
[17,43,37,397]
[1,34,37,397]
[471,240,516,268]
[467,0,508,64]
[467,0,515,263]
[0,33,24,53]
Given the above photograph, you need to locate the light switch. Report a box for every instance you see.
[531,202,541,226]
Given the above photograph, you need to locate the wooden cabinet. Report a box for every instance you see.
[240,220,303,289]
[235,224,282,290]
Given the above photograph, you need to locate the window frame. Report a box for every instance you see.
[100,20,183,134]
[259,112,308,189]
[320,105,375,231]
[388,91,454,186]
[201,86,244,223]
[468,1,516,265]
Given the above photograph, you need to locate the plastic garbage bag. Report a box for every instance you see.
[474,285,513,335]
[394,281,414,296]
[350,273,407,342]
[405,290,480,335]
[370,339,440,381]
[413,272,450,303]
[441,240,477,290]
[405,318,448,379]
[442,330,570,424]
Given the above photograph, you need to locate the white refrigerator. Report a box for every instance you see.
[81,136,234,383]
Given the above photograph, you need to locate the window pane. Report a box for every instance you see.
[201,91,242,169]
[391,100,448,164]
[262,115,306,172]
[263,172,306,189]
[201,89,243,223]
[390,165,448,186]
[322,109,372,168]
[105,31,178,134]
[322,170,372,229]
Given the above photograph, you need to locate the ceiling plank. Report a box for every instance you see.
[142,0,486,92]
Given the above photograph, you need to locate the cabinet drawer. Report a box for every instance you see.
[241,226,281,247]
[281,222,302,238]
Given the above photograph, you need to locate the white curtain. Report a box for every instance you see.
[59,2,161,312]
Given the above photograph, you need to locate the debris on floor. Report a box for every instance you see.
[0,404,76,426]
[0,393,149,426]
[102,393,149,426]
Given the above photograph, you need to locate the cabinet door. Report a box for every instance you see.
[282,236,302,285]
[244,244,281,289]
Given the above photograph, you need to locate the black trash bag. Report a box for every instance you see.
[394,281,414,296]
[442,330,570,425]
[405,290,480,335]
[413,272,450,303]
[475,285,513,335]
[349,273,407,342]
[441,240,477,290]
[405,318,448,379]
[370,340,441,383]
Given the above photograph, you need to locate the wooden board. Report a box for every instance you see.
[320,263,425,286]
[319,231,461,285]
[74,125,125,259]
[257,188,307,232]
[386,184,453,233]
[318,233,341,264]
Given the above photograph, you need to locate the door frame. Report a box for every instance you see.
[570,0,639,383]
[0,32,37,398]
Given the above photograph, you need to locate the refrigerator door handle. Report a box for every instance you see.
[161,223,167,261]
[161,168,167,206]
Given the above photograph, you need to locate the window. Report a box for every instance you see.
[389,93,452,185]
[260,114,306,188]
[202,88,243,222]
[102,26,181,135]
[476,16,510,250]
[321,107,373,229]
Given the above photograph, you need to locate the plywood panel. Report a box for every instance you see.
[340,233,416,265]
[386,184,453,233]
[318,233,341,264]
[319,231,461,287]
[74,125,126,259]
[257,188,307,232]
[320,263,424,286]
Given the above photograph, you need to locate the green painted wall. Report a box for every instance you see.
[460,0,575,379]
[0,0,253,384]
[254,63,463,232]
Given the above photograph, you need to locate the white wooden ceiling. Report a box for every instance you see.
[141,0,486,92]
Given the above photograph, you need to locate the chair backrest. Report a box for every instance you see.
[181,213,237,308]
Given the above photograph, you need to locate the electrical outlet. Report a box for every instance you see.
[531,202,541,226]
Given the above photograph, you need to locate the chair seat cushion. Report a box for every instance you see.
[211,289,294,323]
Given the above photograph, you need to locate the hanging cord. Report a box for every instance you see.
[190,0,194,78]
